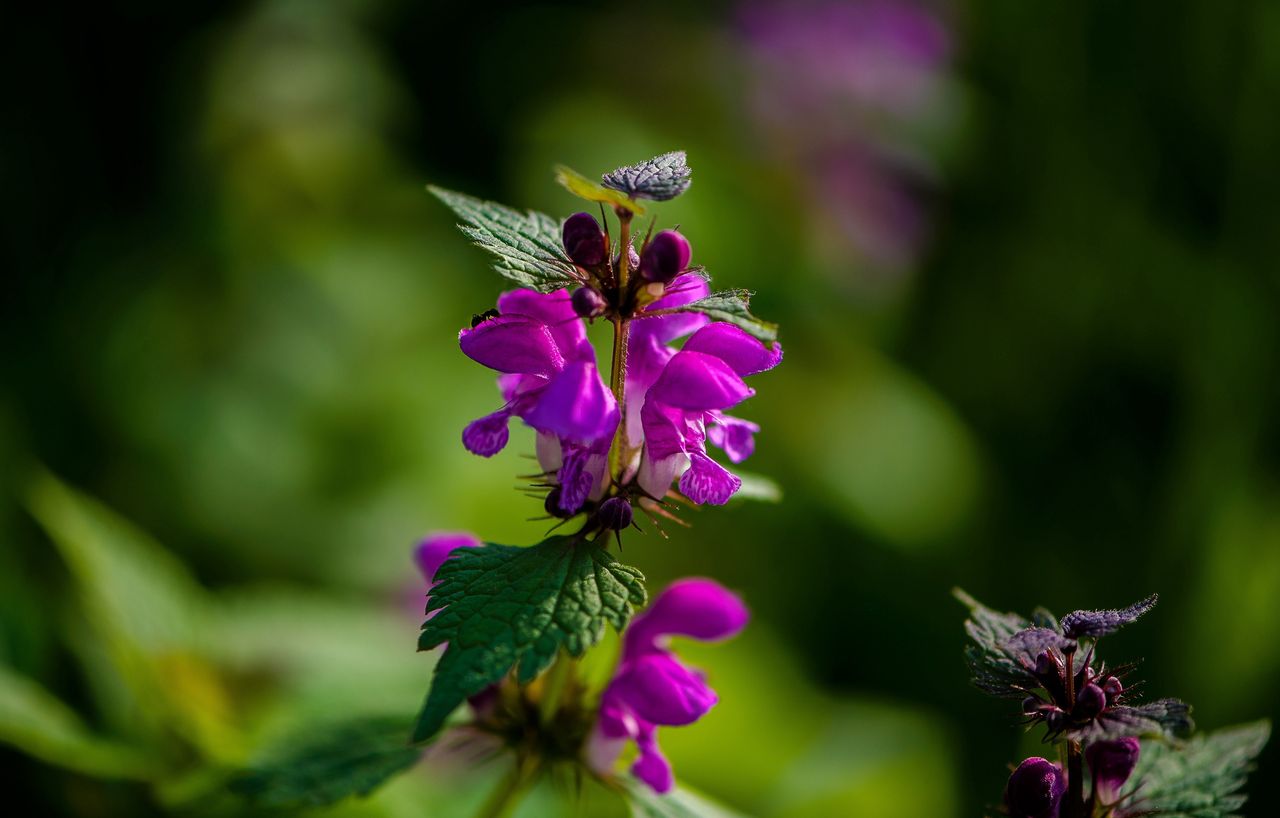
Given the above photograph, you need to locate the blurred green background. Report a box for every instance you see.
[3,0,1278,815]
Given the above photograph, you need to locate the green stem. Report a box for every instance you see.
[538,650,573,726]
[606,208,635,487]
[474,756,539,818]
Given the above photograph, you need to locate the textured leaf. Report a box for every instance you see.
[1078,698,1194,742]
[1002,627,1075,659]
[429,186,580,292]
[230,716,421,808]
[601,151,692,202]
[1060,594,1157,639]
[413,538,646,742]
[955,589,1039,698]
[556,165,645,214]
[677,289,779,344]
[0,664,153,779]
[625,779,748,818]
[1124,721,1269,818]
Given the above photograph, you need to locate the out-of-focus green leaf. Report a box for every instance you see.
[556,165,645,214]
[1124,722,1270,818]
[729,471,782,504]
[625,780,749,818]
[413,537,646,742]
[602,151,692,202]
[230,715,422,808]
[0,664,153,779]
[677,290,778,344]
[428,187,580,292]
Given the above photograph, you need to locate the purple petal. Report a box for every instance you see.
[639,396,697,461]
[627,578,750,654]
[612,653,718,726]
[459,316,563,377]
[1005,757,1065,818]
[650,350,755,412]
[556,445,596,513]
[633,273,711,343]
[682,322,783,376]
[680,451,742,505]
[496,288,588,359]
[1085,738,1140,805]
[414,532,482,583]
[462,409,511,457]
[522,359,619,443]
[631,726,674,794]
[626,333,677,446]
[707,415,759,464]
[637,450,689,500]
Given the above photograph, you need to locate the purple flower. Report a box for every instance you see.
[634,320,782,504]
[1005,757,1066,818]
[1086,738,1139,806]
[415,532,482,586]
[459,288,619,512]
[588,578,749,793]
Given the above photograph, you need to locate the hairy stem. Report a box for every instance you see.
[1066,740,1085,818]
[606,209,635,486]
[474,755,539,818]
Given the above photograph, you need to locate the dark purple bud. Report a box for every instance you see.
[544,488,573,519]
[597,496,633,531]
[1034,650,1062,679]
[563,212,606,267]
[1045,708,1067,733]
[571,286,607,319]
[1005,757,1066,818]
[1022,696,1044,714]
[1085,737,1140,805]
[1102,676,1123,705]
[639,230,691,284]
[1073,682,1106,722]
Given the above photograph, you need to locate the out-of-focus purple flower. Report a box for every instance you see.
[459,288,619,513]
[415,532,482,586]
[737,0,953,281]
[1004,757,1066,818]
[636,322,782,504]
[1086,738,1139,806]
[588,578,749,794]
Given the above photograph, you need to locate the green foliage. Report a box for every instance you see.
[602,151,692,202]
[1125,722,1270,818]
[413,537,646,742]
[677,289,778,344]
[625,780,748,818]
[556,164,645,214]
[429,186,580,292]
[0,665,153,779]
[953,589,1036,698]
[230,716,422,808]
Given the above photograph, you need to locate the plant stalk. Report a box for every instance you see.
[606,209,635,486]
[1066,739,1085,818]
[473,755,539,818]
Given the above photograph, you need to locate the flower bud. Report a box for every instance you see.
[1074,682,1106,721]
[1102,675,1123,705]
[598,496,633,531]
[1022,695,1043,714]
[544,488,573,519]
[1085,737,1140,805]
[1005,757,1066,818]
[571,286,607,319]
[639,230,691,284]
[563,212,607,267]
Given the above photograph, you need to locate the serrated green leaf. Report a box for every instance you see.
[602,151,692,202]
[428,186,580,292]
[556,165,645,214]
[0,664,154,779]
[624,779,749,818]
[954,588,1039,698]
[230,716,422,808]
[676,289,779,344]
[413,537,646,742]
[1124,721,1270,818]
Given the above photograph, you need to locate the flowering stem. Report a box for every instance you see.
[1066,740,1085,818]
[606,208,635,486]
[474,755,539,818]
